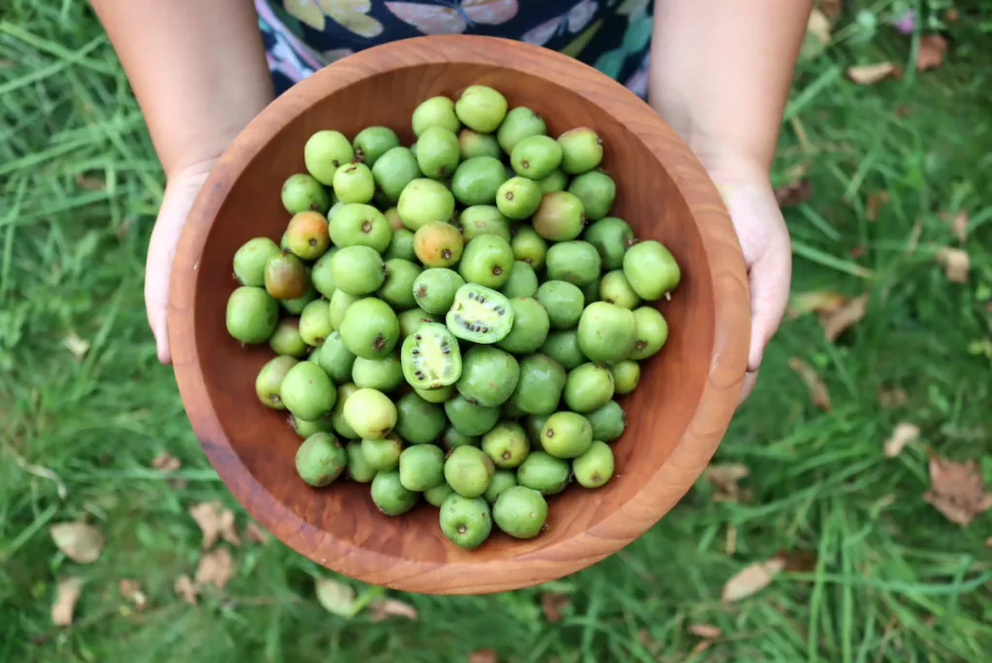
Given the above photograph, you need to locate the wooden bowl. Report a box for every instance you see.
[169,35,749,595]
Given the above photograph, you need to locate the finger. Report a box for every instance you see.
[145,183,202,364]
[738,370,758,406]
[745,232,792,373]
[145,217,181,365]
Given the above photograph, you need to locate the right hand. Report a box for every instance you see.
[145,159,218,364]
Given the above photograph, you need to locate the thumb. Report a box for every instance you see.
[145,171,211,364]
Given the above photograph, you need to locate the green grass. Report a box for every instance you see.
[2,1,991,661]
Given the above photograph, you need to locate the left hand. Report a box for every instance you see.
[700,158,793,404]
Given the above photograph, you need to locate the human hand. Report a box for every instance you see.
[701,158,793,404]
[145,159,218,364]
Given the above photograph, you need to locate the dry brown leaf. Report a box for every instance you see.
[703,463,749,502]
[935,247,970,283]
[807,8,832,45]
[244,521,270,544]
[540,591,570,623]
[62,332,90,361]
[189,501,241,549]
[775,549,819,572]
[368,598,418,622]
[846,62,899,85]
[174,574,198,605]
[314,577,357,616]
[774,179,811,207]
[878,385,908,409]
[866,190,889,221]
[821,294,869,342]
[883,423,920,458]
[721,557,786,602]
[788,358,831,410]
[50,522,104,564]
[74,175,107,191]
[917,34,947,70]
[945,8,958,22]
[985,536,991,548]
[119,579,148,611]
[787,290,849,319]
[52,577,84,626]
[195,547,235,591]
[467,649,498,663]
[151,451,181,472]
[941,211,969,243]
[923,454,992,526]
[688,623,722,639]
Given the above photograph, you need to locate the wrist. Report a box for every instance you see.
[163,99,270,179]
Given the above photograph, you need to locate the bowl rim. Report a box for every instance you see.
[169,34,750,595]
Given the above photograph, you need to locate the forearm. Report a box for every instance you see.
[90,0,273,176]
[649,0,812,175]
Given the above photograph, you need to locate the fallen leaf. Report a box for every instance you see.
[721,557,786,602]
[688,623,722,639]
[788,358,831,410]
[935,247,970,283]
[314,577,357,616]
[945,8,958,22]
[174,574,198,605]
[774,549,818,572]
[821,294,869,342]
[62,332,90,361]
[119,579,148,610]
[866,190,889,220]
[923,454,992,526]
[244,521,270,544]
[74,175,106,191]
[787,290,848,319]
[941,211,968,243]
[774,179,811,206]
[917,34,947,70]
[846,62,899,85]
[878,385,907,408]
[883,422,920,458]
[806,8,832,45]
[368,598,418,622]
[703,463,749,502]
[50,522,104,564]
[52,577,84,626]
[151,451,181,472]
[540,591,570,623]
[985,536,991,548]
[189,501,241,549]
[467,649,498,663]
[195,547,235,591]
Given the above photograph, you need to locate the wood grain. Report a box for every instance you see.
[169,35,750,595]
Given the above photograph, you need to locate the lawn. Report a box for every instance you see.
[1,1,991,661]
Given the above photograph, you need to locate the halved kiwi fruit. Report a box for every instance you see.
[445,283,514,344]
[401,322,462,389]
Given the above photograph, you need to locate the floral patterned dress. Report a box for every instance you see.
[257,0,655,98]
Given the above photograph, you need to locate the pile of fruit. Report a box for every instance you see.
[225,84,681,549]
